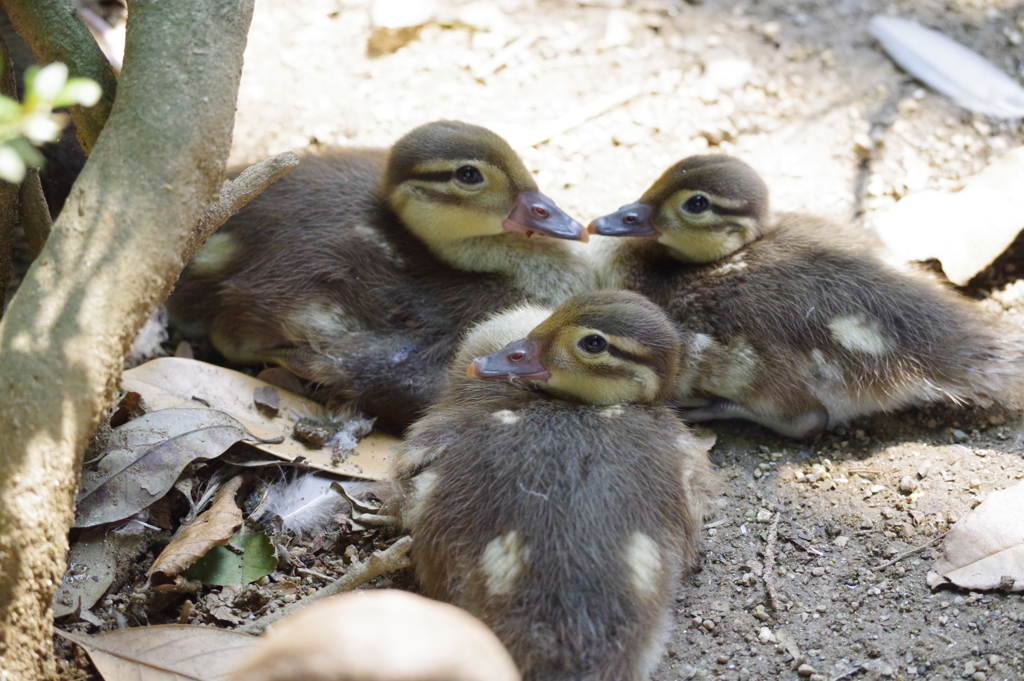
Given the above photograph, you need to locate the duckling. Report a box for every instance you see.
[393,290,716,681]
[167,121,593,433]
[589,154,1024,438]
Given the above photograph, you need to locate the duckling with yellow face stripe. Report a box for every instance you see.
[394,290,716,681]
[168,121,592,433]
[590,154,1024,438]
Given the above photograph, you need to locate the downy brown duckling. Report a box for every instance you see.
[167,120,593,433]
[393,290,716,681]
[590,154,1024,438]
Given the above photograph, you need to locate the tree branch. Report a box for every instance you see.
[186,151,300,264]
[0,27,16,322]
[238,537,413,635]
[0,0,255,676]
[19,168,51,258]
[1,0,119,153]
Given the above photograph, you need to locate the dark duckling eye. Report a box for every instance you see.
[455,165,484,185]
[579,334,608,354]
[683,195,710,214]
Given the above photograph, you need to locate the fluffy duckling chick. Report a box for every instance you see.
[168,120,592,433]
[590,154,1024,438]
[393,290,716,681]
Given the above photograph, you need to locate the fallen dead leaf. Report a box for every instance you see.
[76,410,261,528]
[56,625,258,681]
[228,590,520,681]
[149,476,246,587]
[122,358,395,480]
[927,479,1024,591]
[874,146,1024,285]
[54,527,139,618]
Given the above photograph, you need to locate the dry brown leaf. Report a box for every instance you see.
[56,625,258,681]
[927,479,1024,591]
[228,590,520,681]
[874,146,1024,285]
[149,476,246,587]
[54,528,122,618]
[122,358,395,480]
[76,410,258,528]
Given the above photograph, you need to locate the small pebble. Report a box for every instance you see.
[952,429,969,442]
[758,626,776,643]
[898,476,917,495]
[797,663,816,677]
[811,567,825,577]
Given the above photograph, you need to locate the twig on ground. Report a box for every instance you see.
[871,531,948,571]
[763,512,781,612]
[471,29,540,82]
[237,535,413,635]
[785,535,825,557]
[515,83,643,148]
[297,567,334,581]
[184,151,300,263]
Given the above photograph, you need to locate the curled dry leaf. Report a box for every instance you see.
[927,479,1024,591]
[874,146,1024,285]
[122,358,395,480]
[229,590,520,681]
[75,410,260,528]
[149,475,246,587]
[56,625,258,681]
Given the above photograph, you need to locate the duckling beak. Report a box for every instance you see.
[587,202,659,238]
[503,192,589,242]
[467,338,552,382]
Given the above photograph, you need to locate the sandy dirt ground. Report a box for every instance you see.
[55,0,1024,679]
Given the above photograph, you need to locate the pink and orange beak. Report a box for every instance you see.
[467,338,551,382]
[503,192,588,242]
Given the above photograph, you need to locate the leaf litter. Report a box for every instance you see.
[149,475,247,589]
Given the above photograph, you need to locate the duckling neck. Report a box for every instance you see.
[432,234,595,307]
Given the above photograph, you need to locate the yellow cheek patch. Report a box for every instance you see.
[395,196,507,242]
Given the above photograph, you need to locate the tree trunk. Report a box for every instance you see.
[0,0,255,677]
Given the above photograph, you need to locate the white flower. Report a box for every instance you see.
[0,145,26,183]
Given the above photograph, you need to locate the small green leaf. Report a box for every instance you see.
[0,97,20,118]
[56,79,102,108]
[31,62,69,101]
[183,530,277,586]
[0,144,26,183]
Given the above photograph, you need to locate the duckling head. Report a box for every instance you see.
[384,120,587,247]
[588,155,769,263]
[467,290,680,405]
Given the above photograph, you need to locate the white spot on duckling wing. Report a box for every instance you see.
[625,531,662,598]
[828,315,892,356]
[189,233,237,273]
[402,471,439,531]
[492,410,520,425]
[703,336,758,396]
[286,300,357,339]
[481,531,527,596]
